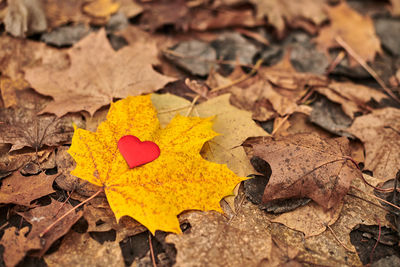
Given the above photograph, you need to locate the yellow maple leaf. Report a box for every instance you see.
[68,95,246,234]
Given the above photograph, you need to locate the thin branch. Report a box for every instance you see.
[335,36,400,104]
[149,232,157,267]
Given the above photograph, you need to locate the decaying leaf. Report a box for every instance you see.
[0,227,42,267]
[314,81,388,118]
[68,95,245,234]
[245,133,361,210]
[0,171,56,206]
[315,2,381,65]
[0,91,84,151]
[18,199,83,256]
[250,0,327,37]
[83,0,120,19]
[44,231,124,267]
[347,107,400,180]
[24,29,174,116]
[166,210,272,266]
[84,203,146,242]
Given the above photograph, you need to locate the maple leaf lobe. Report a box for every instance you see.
[68,94,245,234]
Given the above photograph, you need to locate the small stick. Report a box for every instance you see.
[185,95,200,117]
[210,59,263,92]
[149,232,157,267]
[335,36,400,104]
[350,186,400,212]
[326,224,356,252]
[55,189,75,217]
[325,51,345,75]
[40,188,103,237]
[369,218,381,264]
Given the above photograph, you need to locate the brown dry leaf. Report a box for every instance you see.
[245,133,361,210]
[84,203,146,242]
[18,199,83,256]
[0,226,42,267]
[151,93,268,177]
[4,0,47,37]
[249,0,327,37]
[43,0,89,29]
[315,2,382,65]
[24,29,174,116]
[0,147,52,176]
[347,107,400,180]
[389,0,400,15]
[166,210,273,266]
[139,0,190,31]
[189,7,264,31]
[314,81,388,118]
[0,36,68,107]
[268,201,343,238]
[0,90,84,151]
[0,171,56,206]
[44,231,124,267]
[117,0,142,18]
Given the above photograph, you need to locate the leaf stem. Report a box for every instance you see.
[39,187,104,237]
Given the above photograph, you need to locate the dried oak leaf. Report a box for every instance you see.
[347,107,400,180]
[245,133,361,210]
[0,227,41,267]
[315,2,381,65]
[68,94,245,234]
[44,231,124,267]
[24,29,174,117]
[18,199,83,256]
[0,172,56,206]
[249,0,327,38]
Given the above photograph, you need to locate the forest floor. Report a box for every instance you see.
[0,0,400,266]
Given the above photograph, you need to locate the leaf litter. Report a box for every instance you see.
[1,0,400,266]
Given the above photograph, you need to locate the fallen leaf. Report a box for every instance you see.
[389,0,400,15]
[152,93,268,177]
[315,2,381,65]
[0,36,68,107]
[83,0,119,19]
[0,171,56,206]
[189,7,264,31]
[117,0,143,18]
[4,0,47,37]
[83,203,146,242]
[245,133,361,210]
[44,231,124,267]
[314,81,388,118]
[43,0,89,29]
[249,0,327,38]
[18,199,83,256]
[40,24,91,47]
[0,227,42,267]
[166,210,272,266]
[24,29,174,116]
[0,90,84,151]
[347,107,400,180]
[68,95,245,234]
[268,201,342,238]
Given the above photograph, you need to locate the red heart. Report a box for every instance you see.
[118,135,160,168]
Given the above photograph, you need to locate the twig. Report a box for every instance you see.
[335,36,400,104]
[350,186,400,212]
[149,232,157,267]
[40,188,103,237]
[369,218,381,264]
[185,95,200,117]
[326,224,356,252]
[347,193,392,214]
[55,189,75,217]
[210,59,264,92]
[271,115,289,136]
[325,51,345,75]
